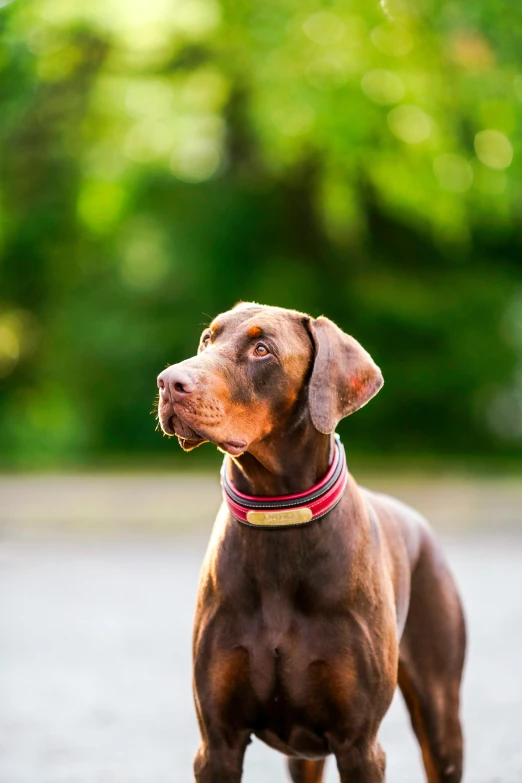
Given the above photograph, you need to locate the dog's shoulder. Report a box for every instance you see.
[358,485,434,570]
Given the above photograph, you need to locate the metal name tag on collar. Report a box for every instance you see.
[221,434,348,529]
[246,507,313,526]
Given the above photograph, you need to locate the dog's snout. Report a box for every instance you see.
[158,366,197,398]
[172,373,195,395]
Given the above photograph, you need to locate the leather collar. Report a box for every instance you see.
[221,435,348,529]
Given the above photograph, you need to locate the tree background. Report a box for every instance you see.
[0,0,521,468]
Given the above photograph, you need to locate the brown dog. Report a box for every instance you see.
[157,303,466,783]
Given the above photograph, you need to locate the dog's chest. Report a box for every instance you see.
[243,608,372,757]
[241,594,374,708]
[202,517,398,746]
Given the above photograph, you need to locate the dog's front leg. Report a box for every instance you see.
[193,735,250,783]
[333,737,386,783]
[192,632,252,781]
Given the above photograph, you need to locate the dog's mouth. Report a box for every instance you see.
[178,433,207,451]
[159,408,247,456]
[159,410,206,448]
[217,440,248,456]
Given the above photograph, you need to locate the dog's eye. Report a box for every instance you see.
[202,335,211,348]
[254,343,269,357]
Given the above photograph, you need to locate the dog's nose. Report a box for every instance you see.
[157,366,197,398]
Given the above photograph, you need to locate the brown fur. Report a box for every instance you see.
[157,303,466,782]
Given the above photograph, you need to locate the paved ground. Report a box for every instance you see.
[2,472,522,535]
[1,531,522,782]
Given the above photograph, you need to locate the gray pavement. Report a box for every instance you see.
[2,472,522,535]
[1,531,522,782]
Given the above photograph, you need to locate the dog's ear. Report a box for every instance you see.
[306,316,383,434]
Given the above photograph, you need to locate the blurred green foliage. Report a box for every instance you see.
[0,0,521,467]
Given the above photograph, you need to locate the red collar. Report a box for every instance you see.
[221,435,348,528]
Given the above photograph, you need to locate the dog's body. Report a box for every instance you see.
[157,304,465,783]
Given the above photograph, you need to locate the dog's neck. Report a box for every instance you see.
[226,418,333,497]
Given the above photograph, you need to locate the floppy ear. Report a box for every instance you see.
[306,316,383,434]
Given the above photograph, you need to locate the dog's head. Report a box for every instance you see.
[157,303,383,455]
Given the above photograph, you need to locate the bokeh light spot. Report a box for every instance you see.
[488,388,522,441]
[370,23,414,56]
[0,323,20,377]
[302,12,345,46]
[77,181,127,233]
[361,69,405,105]
[119,218,170,291]
[175,0,221,36]
[125,79,174,119]
[387,105,431,143]
[271,104,315,137]
[474,130,513,170]
[125,120,174,163]
[181,69,229,112]
[170,138,222,182]
[449,32,494,71]
[0,310,40,378]
[305,55,349,91]
[433,154,473,193]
